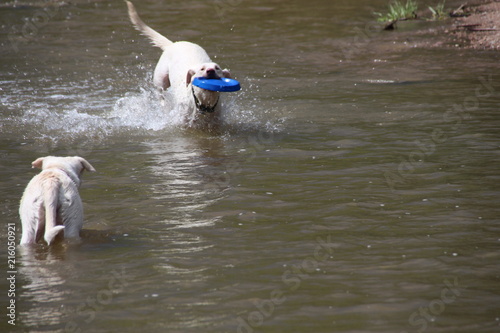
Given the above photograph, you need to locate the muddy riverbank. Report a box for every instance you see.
[449,0,500,49]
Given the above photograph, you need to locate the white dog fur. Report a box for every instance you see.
[126,1,232,128]
[19,156,95,245]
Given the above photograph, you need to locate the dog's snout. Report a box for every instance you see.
[205,68,219,79]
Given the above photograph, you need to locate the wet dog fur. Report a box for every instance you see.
[19,156,95,245]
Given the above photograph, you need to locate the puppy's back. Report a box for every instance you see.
[19,170,65,245]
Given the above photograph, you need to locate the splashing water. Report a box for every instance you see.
[2,75,285,151]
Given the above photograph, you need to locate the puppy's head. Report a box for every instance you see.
[186,62,231,86]
[32,156,96,178]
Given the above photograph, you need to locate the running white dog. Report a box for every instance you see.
[19,156,95,245]
[126,1,232,128]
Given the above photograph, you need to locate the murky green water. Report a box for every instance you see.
[1,0,499,332]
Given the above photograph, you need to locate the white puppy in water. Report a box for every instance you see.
[19,156,95,245]
[126,1,233,129]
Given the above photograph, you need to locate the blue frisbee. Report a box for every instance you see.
[192,77,241,92]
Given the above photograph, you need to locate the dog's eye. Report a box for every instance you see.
[201,66,206,70]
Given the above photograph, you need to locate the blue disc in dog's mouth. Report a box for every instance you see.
[192,78,241,92]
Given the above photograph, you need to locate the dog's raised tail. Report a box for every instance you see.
[126,1,173,51]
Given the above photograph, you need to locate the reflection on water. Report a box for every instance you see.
[18,246,67,328]
[1,0,499,332]
[145,136,227,229]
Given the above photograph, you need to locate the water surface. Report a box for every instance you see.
[1,0,499,332]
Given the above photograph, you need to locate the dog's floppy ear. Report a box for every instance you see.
[162,74,171,90]
[31,157,45,169]
[186,69,196,86]
[222,69,231,78]
[77,157,96,173]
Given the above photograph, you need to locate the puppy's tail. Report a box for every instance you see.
[40,176,65,245]
[125,1,173,51]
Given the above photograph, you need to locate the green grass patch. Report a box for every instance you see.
[428,1,447,20]
[374,0,419,23]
